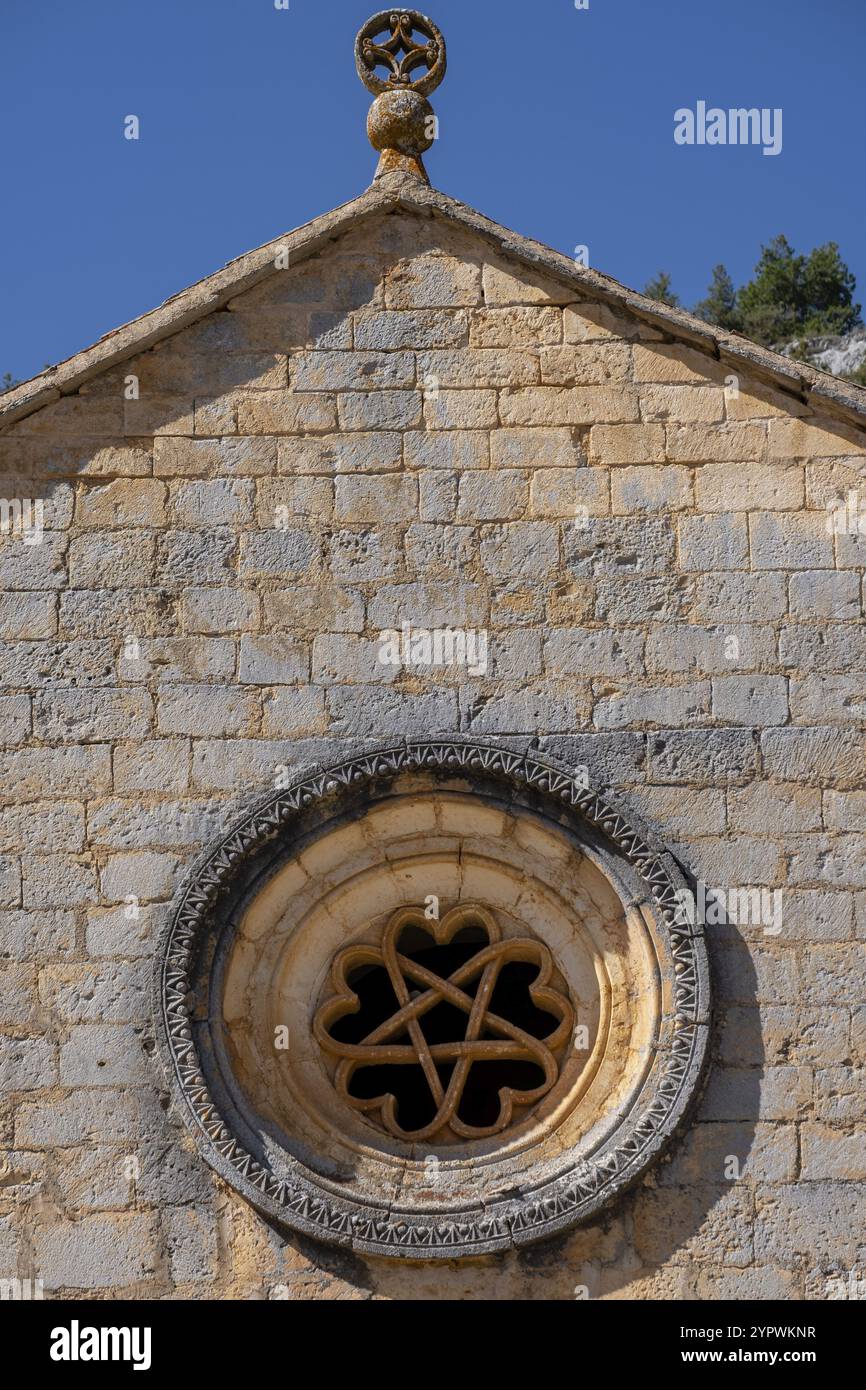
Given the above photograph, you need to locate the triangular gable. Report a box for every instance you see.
[2,170,865,434]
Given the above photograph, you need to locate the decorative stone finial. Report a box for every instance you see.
[355,10,447,184]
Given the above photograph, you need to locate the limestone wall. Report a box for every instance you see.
[0,208,864,1299]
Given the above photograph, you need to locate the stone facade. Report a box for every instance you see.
[1,182,864,1300]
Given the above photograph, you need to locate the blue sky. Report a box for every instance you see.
[2,0,864,381]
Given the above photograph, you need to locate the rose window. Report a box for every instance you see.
[315,904,574,1142]
[156,741,710,1260]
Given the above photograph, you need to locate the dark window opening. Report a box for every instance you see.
[330,924,560,1136]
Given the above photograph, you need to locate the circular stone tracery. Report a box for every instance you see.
[154,741,711,1261]
[355,11,447,97]
[315,903,575,1143]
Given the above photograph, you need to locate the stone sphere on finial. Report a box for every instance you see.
[356,11,447,168]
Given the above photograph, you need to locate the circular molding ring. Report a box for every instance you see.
[154,740,711,1260]
[355,11,447,98]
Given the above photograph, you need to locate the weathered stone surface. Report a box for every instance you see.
[666,422,767,463]
[261,686,328,738]
[387,253,482,308]
[537,732,646,784]
[480,523,559,578]
[779,623,866,673]
[156,530,236,587]
[789,569,860,619]
[491,426,583,471]
[341,388,423,431]
[0,592,57,640]
[154,435,278,476]
[659,1121,798,1184]
[700,1066,811,1122]
[695,463,803,511]
[34,689,153,742]
[35,1214,158,1291]
[164,1206,219,1284]
[691,572,787,622]
[540,343,632,386]
[0,906,74,961]
[594,681,710,731]
[500,386,639,427]
[238,529,317,578]
[711,676,789,726]
[611,466,691,513]
[459,471,527,521]
[59,589,174,640]
[356,309,468,350]
[293,350,415,392]
[679,513,748,570]
[405,429,488,471]
[544,629,643,677]
[76,479,167,528]
[768,416,866,459]
[181,588,261,635]
[649,729,759,783]
[0,695,31,745]
[100,850,180,906]
[641,384,725,423]
[235,393,337,436]
[424,388,497,431]
[567,517,676,575]
[633,342,727,384]
[470,307,561,348]
[591,423,665,465]
[59,1024,150,1085]
[238,636,308,685]
[754,1184,866,1264]
[0,745,112,796]
[335,473,418,523]
[762,727,866,787]
[112,741,191,794]
[279,432,402,473]
[256,476,332,523]
[85,903,165,958]
[172,479,254,527]
[530,467,608,519]
[750,512,834,569]
[157,685,257,736]
[727,785,822,837]
[594,576,694,624]
[646,625,776,675]
[790,675,866,724]
[2,188,864,1301]
[263,584,364,634]
[482,260,572,307]
[564,300,647,343]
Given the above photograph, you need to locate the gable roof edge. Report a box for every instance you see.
[402,181,866,433]
[2,171,865,435]
[0,182,395,431]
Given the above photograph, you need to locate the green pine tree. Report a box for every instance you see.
[800,241,861,340]
[1,372,18,393]
[736,235,804,346]
[643,272,680,308]
[736,236,861,348]
[694,264,742,333]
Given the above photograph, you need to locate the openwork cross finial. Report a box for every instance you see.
[356,10,447,98]
[355,11,447,183]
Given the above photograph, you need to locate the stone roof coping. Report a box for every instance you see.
[2,170,865,434]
